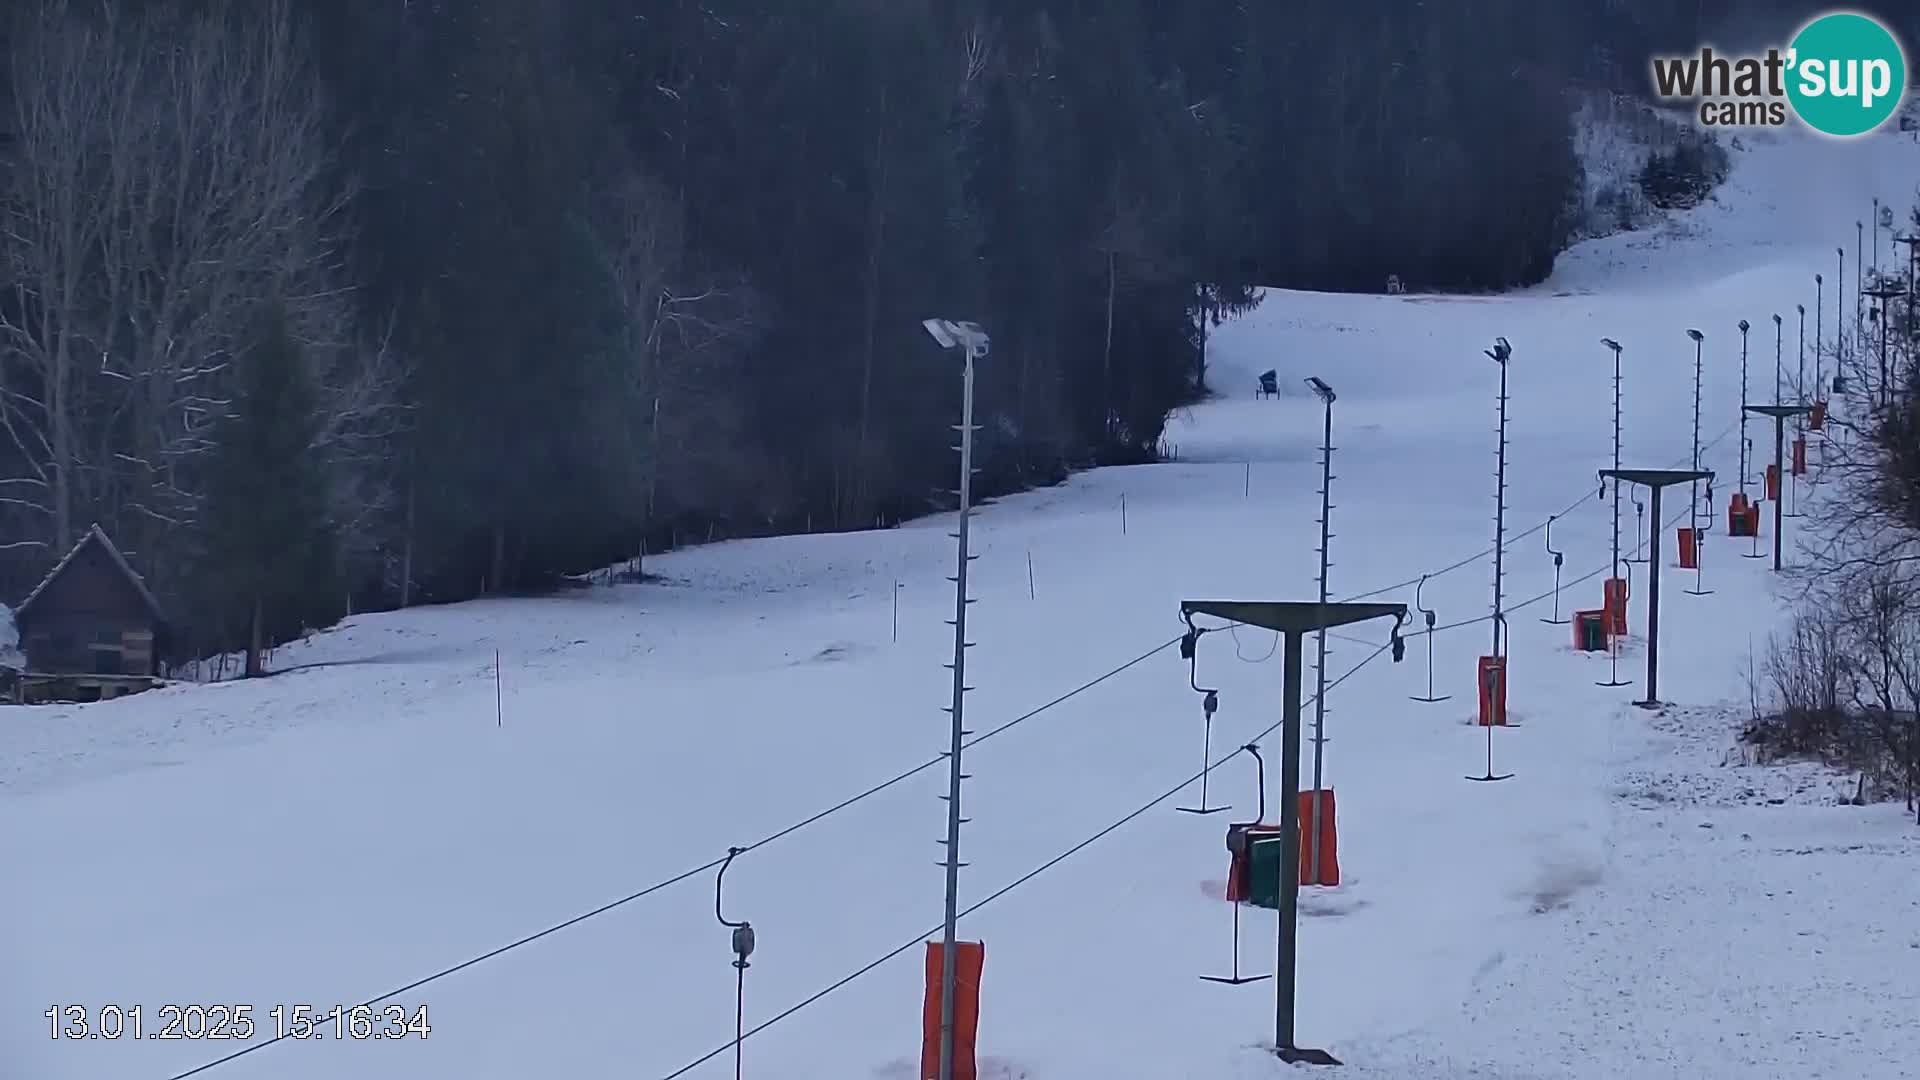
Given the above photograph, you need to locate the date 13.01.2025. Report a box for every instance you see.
[45,1003,431,1041]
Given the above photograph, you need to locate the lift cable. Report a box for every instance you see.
[655,501,1712,1079]
[165,420,1739,1080]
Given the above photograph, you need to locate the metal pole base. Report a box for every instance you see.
[1410,694,1453,703]
[1179,805,1232,816]
[1277,1046,1343,1066]
[1634,699,1663,710]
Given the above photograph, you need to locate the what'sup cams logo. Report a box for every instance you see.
[1651,11,1907,136]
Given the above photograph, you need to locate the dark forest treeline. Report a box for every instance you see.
[0,0,1908,667]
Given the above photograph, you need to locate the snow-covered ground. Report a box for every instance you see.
[5,122,1920,1080]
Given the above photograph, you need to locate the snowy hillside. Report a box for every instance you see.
[5,122,1920,1080]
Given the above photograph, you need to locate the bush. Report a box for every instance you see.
[1638,136,1730,210]
[1747,593,1920,817]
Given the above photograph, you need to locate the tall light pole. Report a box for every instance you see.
[1794,304,1807,517]
[1488,337,1512,663]
[1815,274,1825,403]
[1687,327,1705,522]
[1737,320,1751,497]
[1839,247,1848,374]
[1305,376,1336,888]
[920,316,988,1080]
[1772,314,1783,412]
[1687,329,1711,596]
[1598,338,1630,689]
[1797,305,1807,407]
[1874,198,1882,282]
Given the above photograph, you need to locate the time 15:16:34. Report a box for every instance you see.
[45,1003,432,1040]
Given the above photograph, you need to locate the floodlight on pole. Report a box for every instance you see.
[1839,247,1848,375]
[1736,321,1751,497]
[921,318,958,349]
[1476,337,1516,782]
[1685,330,1712,597]
[1598,337,1630,688]
[920,315,989,1080]
[1770,313,1790,523]
[1303,375,1337,887]
[1772,314,1783,409]
[1797,305,1807,408]
[1486,337,1512,660]
[1792,304,1807,518]
[1815,275,1825,404]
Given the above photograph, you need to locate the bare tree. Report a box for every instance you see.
[109,3,353,550]
[0,0,133,553]
[0,0,365,595]
[590,168,685,531]
[587,166,766,563]
[313,314,408,594]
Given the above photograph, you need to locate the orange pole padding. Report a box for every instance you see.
[1745,504,1761,537]
[1296,790,1339,886]
[1677,527,1697,570]
[1476,655,1507,727]
[1792,436,1807,476]
[921,941,985,1080]
[1810,400,1827,431]
[1728,493,1750,536]
[1603,577,1629,635]
[1765,464,1781,501]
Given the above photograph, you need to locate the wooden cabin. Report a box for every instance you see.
[11,525,165,701]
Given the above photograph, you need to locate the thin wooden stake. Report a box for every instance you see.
[1121,494,1128,535]
[495,649,503,728]
[1027,550,1036,599]
[1245,461,1251,497]
[892,579,900,643]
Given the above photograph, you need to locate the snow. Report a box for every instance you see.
[5,120,1920,1080]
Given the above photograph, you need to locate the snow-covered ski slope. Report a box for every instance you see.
[6,125,1920,1080]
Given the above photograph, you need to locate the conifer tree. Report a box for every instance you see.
[199,304,337,677]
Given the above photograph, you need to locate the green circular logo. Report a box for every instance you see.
[1786,13,1907,137]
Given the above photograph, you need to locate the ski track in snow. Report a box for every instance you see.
[4,124,1920,1079]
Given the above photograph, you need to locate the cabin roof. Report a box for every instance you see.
[14,524,164,624]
